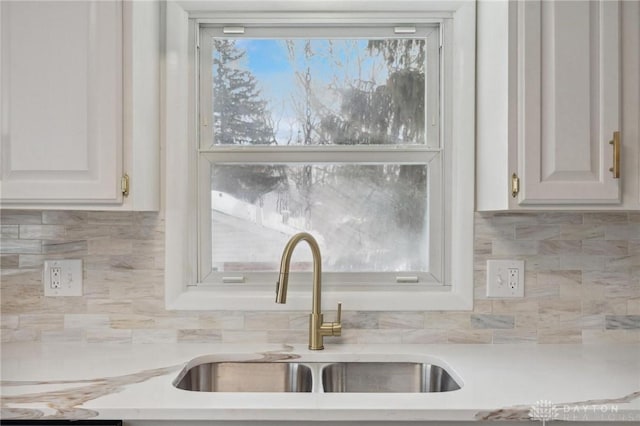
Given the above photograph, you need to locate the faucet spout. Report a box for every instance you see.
[275,271,288,303]
[275,232,342,350]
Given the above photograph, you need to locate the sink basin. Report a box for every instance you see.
[174,362,313,392]
[322,362,461,393]
[173,360,461,393]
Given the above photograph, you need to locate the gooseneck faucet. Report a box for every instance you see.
[275,232,342,350]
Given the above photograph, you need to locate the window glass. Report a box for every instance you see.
[209,38,427,146]
[210,163,429,273]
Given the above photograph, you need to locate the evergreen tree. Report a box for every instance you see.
[211,40,286,202]
[213,39,275,145]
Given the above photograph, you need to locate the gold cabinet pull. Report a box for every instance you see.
[121,174,130,197]
[609,131,621,179]
[511,173,520,198]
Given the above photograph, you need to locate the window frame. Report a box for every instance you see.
[196,24,444,289]
[164,1,475,311]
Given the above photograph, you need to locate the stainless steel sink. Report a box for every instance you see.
[174,360,461,393]
[174,362,313,392]
[321,362,461,393]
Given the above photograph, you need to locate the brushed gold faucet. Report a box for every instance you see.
[275,232,342,350]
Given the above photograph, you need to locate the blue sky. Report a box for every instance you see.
[215,38,396,144]
[236,39,291,74]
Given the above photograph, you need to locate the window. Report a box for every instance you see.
[197,25,443,289]
[164,2,475,311]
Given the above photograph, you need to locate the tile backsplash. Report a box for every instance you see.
[1,210,639,344]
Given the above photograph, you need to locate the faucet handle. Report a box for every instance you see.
[330,302,342,337]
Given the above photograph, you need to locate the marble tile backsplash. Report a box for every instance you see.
[1,210,639,344]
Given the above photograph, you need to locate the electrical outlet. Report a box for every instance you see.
[486,260,524,298]
[43,260,83,297]
[508,268,520,289]
[50,266,62,288]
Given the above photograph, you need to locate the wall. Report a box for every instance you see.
[1,210,639,344]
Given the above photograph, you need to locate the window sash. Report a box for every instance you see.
[197,150,444,287]
[198,24,441,150]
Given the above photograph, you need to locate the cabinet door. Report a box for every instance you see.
[0,1,123,204]
[518,0,620,204]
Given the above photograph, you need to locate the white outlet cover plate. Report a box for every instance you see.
[486,259,525,298]
[43,259,83,297]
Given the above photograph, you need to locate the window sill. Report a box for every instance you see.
[166,286,473,311]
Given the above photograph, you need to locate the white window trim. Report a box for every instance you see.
[163,0,475,311]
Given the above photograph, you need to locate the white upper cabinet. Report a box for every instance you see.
[1,1,122,203]
[0,0,160,210]
[519,0,620,204]
[477,0,639,210]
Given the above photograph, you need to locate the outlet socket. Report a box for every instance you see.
[50,266,62,288]
[43,260,83,297]
[486,260,524,298]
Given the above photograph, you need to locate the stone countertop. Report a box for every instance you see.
[1,343,639,422]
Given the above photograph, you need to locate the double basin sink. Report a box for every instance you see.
[174,360,461,393]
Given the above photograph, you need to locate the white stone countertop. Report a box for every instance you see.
[1,343,639,422]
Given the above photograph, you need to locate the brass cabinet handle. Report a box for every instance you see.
[511,173,520,198]
[121,174,130,196]
[609,131,621,179]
